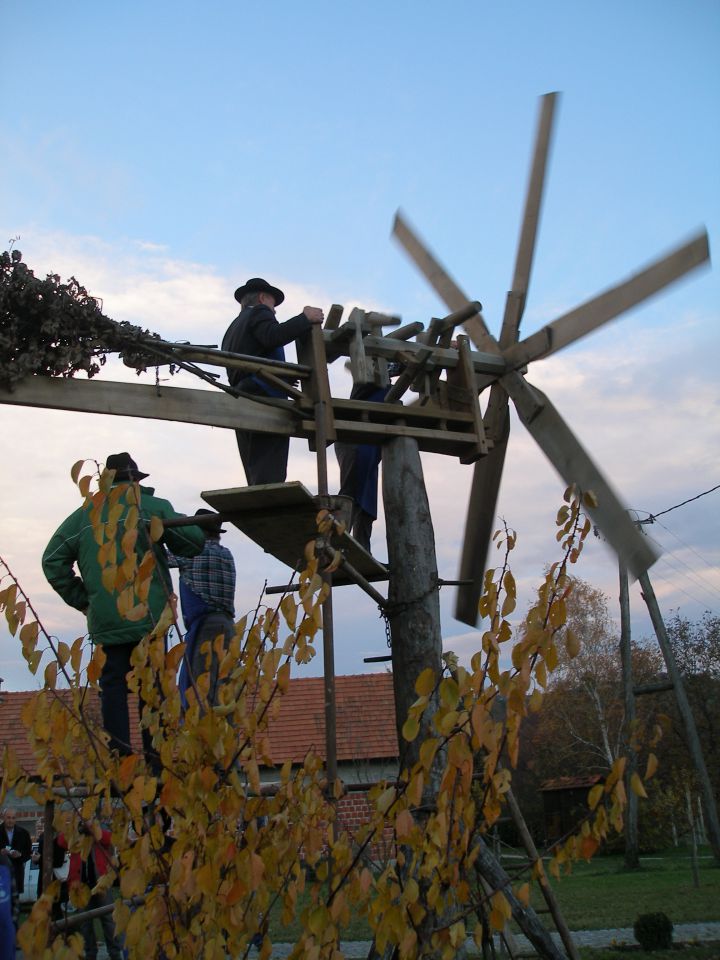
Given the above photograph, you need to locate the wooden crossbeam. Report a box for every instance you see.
[0,375,487,457]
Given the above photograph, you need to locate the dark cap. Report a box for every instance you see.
[105,452,149,481]
[195,508,226,535]
[234,277,285,306]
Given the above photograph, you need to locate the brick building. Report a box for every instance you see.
[0,673,400,854]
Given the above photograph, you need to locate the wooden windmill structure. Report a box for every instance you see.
[1,92,714,956]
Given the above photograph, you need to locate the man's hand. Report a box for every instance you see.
[303,306,324,324]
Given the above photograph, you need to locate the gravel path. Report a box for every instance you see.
[20,920,720,958]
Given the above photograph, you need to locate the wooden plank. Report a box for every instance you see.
[296,324,336,443]
[0,376,486,456]
[200,482,389,585]
[500,93,558,348]
[454,415,510,626]
[323,303,344,331]
[137,338,311,377]
[392,211,500,355]
[503,375,659,578]
[0,376,297,435]
[362,335,506,376]
[503,231,711,368]
[455,335,488,461]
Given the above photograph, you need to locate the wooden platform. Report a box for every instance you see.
[201,482,389,586]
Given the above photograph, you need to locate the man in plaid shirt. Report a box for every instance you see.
[171,509,236,707]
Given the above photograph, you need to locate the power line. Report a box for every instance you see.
[637,483,720,524]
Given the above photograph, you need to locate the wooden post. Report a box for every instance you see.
[619,561,639,869]
[639,571,720,864]
[381,436,443,768]
[506,788,580,960]
[380,437,562,960]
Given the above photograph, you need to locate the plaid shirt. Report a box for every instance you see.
[173,539,236,618]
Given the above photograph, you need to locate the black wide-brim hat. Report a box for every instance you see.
[195,508,226,534]
[106,452,149,481]
[234,277,285,306]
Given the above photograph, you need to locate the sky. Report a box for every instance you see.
[1,1,719,692]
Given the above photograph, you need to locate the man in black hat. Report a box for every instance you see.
[221,277,324,485]
[170,509,236,707]
[42,453,205,768]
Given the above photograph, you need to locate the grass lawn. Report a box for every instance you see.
[578,948,720,960]
[535,847,720,931]
[267,846,720,942]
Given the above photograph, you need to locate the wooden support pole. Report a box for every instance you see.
[619,561,639,869]
[639,571,720,863]
[506,788,580,960]
[381,436,443,767]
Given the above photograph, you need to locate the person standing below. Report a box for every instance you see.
[61,819,123,960]
[221,277,324,485]
[0,809,31,897]
[42,453,205,769]
[0,849,18,959]
[172,509,236,707]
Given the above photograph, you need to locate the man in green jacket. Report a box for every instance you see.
[42,452,205,768]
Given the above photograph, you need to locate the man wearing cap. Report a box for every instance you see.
[42,453,205,767]
[221,277,324,485]
[170,509,236,707]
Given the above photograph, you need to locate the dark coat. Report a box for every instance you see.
[0,823,31,894]
[221,304,310,391]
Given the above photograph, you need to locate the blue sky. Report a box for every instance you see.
[1,1,719,690]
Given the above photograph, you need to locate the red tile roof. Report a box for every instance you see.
[540,774,603,792]
[0,674,398,778]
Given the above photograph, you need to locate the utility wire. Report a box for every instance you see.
[638,483,720,524]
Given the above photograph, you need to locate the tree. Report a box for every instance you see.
[0,469,643,959]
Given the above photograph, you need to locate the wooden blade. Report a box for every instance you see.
[504,231,711,368]
[392,211,500,355]
[502,376,659,578]
[455,408,510,625]
[499,92,559,349]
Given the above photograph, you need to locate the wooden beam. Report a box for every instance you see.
[0,376,297,434]
[500,92,558,348]
[503,375,659,579]
[363,335,506,376]
[392,211,500,355]
[503,231,711,368]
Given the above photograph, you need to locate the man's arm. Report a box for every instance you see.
[252,306,324,350]
[41,513,89,612]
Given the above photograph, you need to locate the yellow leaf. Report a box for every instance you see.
[149,515,164,542]
[44,661,58,688]
[402,715,420,742]
[70,460,85,484]
[644,753,658,780]
[516,883,530,907]
[564,628,580,658]
[588,784,604,810]
[376,786,396,815]
[630,772,648,798]
[415,667,435,696]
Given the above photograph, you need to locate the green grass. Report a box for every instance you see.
[578,948,720,960]
[266,846,720,942]
[532,848,720,931]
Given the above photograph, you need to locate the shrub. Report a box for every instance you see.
[633,912,673,950]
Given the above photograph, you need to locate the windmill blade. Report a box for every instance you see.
[455,410,510,625]
[456,95,559,624]
[504,231,711,368]
[502,375,659,578]
[392,211,500,355]
[499,92,559,349]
